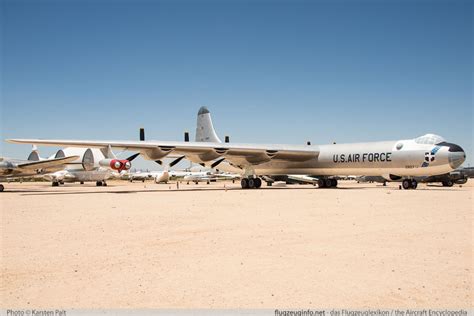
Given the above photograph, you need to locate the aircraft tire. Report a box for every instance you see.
[402,179,411,190]
[411,180,418,189]
[331,179,338,187]
[255,178,262,189]
[96,181,102,187]
[103,181,107,187]
[52,182,59,187]
[325,179,333,188]
[442,180,454,187]
[0,184,4,192]
[248,178,256,188]
[80,181,84,185]
[241,178,249,189]
[318,179,326,188]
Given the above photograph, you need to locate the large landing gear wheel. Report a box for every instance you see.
[318,179,326,188]
[325,179,333,188]
[0,184,4,192]
[241,177,262,189]
[402,179,411,190]
[248,178,256,188]
[52,182,59,187]
[96,181,103,187]
[102,181,107,187]
[442,180,454,187]
[318,178,338,188]
[402,179,418,189]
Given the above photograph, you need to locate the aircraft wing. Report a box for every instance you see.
[17,155,79,170]
[7,139,319,165]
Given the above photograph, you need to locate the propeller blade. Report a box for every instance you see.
[211,158,225,168]
[126,153,140,162]
[169,156,186,168]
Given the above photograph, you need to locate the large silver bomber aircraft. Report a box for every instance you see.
[7,107,466,190]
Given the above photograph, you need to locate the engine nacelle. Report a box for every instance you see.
[99,159,132,171]
[82,148,95,171]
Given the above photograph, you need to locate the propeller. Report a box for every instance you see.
[169,156,185,167]
[211,158,225,168]
[154,156,185,167]
[126,153,140,162]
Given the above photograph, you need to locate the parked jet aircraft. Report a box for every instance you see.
[36,147,138,186]
[0,153,78,192]
[8,107,466,190]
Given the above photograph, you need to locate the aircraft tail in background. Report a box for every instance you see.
[195,106,222,143]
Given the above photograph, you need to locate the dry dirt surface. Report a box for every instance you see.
[1,180,472,308]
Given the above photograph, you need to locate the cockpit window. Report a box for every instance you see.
[414,134,446,145]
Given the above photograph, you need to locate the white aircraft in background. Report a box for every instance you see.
[8,107,466,190]
[126,169,170,183]
[38,146,138,186]
[0,147,78,192]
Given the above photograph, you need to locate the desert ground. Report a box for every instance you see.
[0,180,472,308]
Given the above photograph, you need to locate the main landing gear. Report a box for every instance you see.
[442,180,454,187]
[96,181,107,187]
[0,184,4,192]
[241,177,262,189]
[402,179,418,190]
[318,178,338,188]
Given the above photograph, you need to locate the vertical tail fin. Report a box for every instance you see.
[195,106,222,143]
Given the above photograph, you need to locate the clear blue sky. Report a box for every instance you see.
[1,0,472,170]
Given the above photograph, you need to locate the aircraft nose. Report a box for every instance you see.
[446,144,466,169]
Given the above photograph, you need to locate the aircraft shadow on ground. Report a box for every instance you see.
[11,183,466,196]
